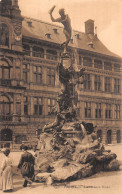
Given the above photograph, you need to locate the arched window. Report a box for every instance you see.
[0,23,9,46]
[117,130,121,143]
[107,130,112,144]
[0,95,11,115]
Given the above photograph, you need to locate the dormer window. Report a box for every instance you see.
[53,28,58,34]
[27,21,32,27]
[88,42,94,48]
[45,33,51,39]
[75,33,80,39]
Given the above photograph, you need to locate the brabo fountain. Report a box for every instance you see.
[35,6,120,183]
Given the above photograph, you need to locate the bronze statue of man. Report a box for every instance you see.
[49,6,72,47]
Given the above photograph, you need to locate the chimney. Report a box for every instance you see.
[85,19,94,35]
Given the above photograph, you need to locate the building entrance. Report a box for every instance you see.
[0,128,13,148]
[107,130,112,144]
[117,130,121,143]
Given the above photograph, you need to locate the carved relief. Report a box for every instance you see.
[14,23,22,42]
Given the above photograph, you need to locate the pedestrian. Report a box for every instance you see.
[17,145,35,187]
[1,148,13,192]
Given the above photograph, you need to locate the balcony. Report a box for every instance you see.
[0,115,13,122]
[0,79,11,86]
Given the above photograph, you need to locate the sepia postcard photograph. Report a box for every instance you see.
[0,0,122,194]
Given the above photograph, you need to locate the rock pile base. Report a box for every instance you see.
[35,121,120,184]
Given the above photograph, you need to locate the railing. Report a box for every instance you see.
[0,79,11,86]
[0,115,13,121]
[0,141,13,149]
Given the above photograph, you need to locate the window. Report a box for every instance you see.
[0,23,9,47]
[15,135,27,144]
[76,101,80,117]
[83,57,92,67]
[95,103,102,118]
[84,74,91,90]
[117,130,121,143]
[105,104,111,119]
[0,60,10,80]
[115,104,120,119]
[79,56,82,65]
[46,50,57,61]
[114,79,120,93]
[33,66,42,84]
[48,98,56,115]
[23,44,30,56]
[24,96,28,115]
[34,97,43,116]
[15,67,21,80]
[16,102,21,115]
[104,62,112,71]
[85,102,91,118]
[94,60,102,69]
[47,68,55,86]
[32,46,44,58]
[23,64,29,83]
[0,95,11,115]
[114,64,121,72]
[94,75,101,91]
[105,77,111,92]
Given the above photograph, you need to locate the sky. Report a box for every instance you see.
[18,0,122,57]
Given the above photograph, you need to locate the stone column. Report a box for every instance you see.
[21,95,24,122]
[30,46,33,57]
[43,67,47,85]
[92,74,95,91]
[43,98,48,116]
[101,75,104,92]
[12,94,16,122]
[20,59,23,80]
[29,64,33,83]
[92,58,94,68]
[102,129,106,144]
[80,56,83,67]
[44,48,46,59]
[13,58,16,79]
[111,77,114,93]
[91,101,95,119]
[80,100,85,119]
[112,129,117,144]
[102,103,106,120]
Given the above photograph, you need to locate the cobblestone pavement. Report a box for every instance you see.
[0,144,122,194]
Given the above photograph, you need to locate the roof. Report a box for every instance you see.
[22,17,120,59]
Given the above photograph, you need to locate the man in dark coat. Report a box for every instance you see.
[18,145,35,187]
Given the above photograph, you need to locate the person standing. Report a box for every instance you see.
[1,148,13,192]
[17,145,35,187]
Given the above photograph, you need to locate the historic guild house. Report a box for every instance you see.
[0,0,122,148]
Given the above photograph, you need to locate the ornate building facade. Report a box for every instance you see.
[0,0,122,148]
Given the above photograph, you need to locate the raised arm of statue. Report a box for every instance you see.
[49,6,72,48]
